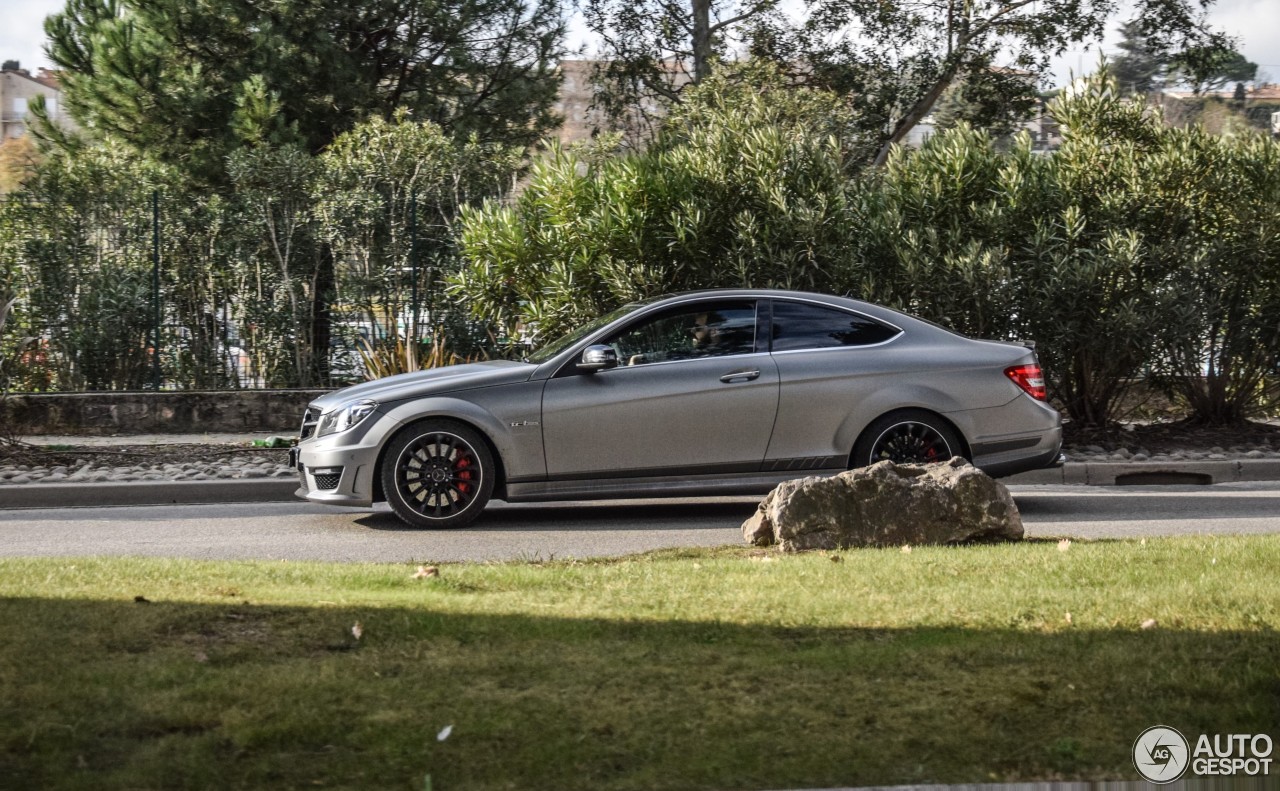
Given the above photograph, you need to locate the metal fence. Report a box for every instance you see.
[0,191,498,393]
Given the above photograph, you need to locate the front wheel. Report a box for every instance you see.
[382,420,495,529]
[852,410,965,468]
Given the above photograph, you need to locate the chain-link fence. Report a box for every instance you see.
[0,191,498,393]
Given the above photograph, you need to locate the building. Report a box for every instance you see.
[1,60,76,140]
[551,59,694,147]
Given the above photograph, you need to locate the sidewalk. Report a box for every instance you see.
[3,433,1280,510]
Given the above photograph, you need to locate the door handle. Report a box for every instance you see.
[720,369,760,383]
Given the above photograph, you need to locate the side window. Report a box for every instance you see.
[605,301,757,366]
[770,301,900,351]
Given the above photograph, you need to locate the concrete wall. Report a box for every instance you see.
[1,390,330,435]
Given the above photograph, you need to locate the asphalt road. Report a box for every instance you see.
[2,483,1279,562]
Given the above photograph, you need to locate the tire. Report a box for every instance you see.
[851,409,965,468]
[381,420,496,529]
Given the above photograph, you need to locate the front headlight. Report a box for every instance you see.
[316,399,379,438]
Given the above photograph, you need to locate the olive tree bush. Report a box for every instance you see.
[867,68,1279,426]
[2,145,169,390]
[452,63,870,343]
[314,113,523,364]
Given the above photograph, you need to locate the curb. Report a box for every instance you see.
[1004,459,1280,486]
[4,460,1280,510]
[0,479,300,510]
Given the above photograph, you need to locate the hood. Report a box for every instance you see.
[309,360,534,412]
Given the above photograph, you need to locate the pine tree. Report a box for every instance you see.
[44,0,566,185]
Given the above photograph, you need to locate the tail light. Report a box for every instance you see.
[1005,364,1046,401]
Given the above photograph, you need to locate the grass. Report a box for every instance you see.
[1,537,1278,790]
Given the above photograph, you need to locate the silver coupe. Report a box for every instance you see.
[293,290,1063,528]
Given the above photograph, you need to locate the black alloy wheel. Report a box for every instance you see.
[382,420,495,529]
[853,409,965,468]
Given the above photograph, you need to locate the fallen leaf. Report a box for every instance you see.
[1140,619,1157,630]
[352,622,364,640]
[1057,539,1071,552]
[437,725,453,742]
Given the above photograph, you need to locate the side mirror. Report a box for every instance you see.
[577,345,619,373]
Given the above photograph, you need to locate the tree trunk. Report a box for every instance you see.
[691,0,712,82]
[873,61,963,167]
[311,243,335,385]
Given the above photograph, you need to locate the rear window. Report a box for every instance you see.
[770,301,900,351]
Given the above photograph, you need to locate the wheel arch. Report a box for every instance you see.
[371,408,510,503]
[846,406,972,468]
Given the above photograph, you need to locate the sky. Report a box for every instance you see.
[3,0,1279,88]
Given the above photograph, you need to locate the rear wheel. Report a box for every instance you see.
[852,410,964,468]
[382,420,495,529]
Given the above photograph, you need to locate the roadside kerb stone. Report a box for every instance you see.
[0,479,300,509]
[1005,459,1280,485]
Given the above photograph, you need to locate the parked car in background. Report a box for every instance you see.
[292,290,1063,528]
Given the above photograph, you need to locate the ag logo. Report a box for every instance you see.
[1134,726,1190,783]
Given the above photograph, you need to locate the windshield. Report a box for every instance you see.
[524,304,638,364]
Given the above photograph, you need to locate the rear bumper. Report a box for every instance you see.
[950,394,1064,479]
[978,445,1065,478]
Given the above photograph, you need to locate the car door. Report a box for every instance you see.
[763,298,904,466]
[541,300,780,478]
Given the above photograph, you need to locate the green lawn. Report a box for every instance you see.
[2,537,1278,790]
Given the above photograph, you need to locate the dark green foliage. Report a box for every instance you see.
[2,145,170,390]
[929,71,1043,142]
[315,113,524,359]
[1111,18,1257,97]
[44,0,565,184]
[747,0,1237,166]
[1112,19,1166,95]
[581,0,778,138]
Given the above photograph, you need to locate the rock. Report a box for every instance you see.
[1246,450,1266,459]
[744,458,1023,552]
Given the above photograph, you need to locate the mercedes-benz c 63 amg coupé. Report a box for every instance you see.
[293,290,1063,528]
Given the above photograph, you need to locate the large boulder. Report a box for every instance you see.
[743,458,1023,552]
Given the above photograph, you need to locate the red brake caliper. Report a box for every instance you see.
[455,455,473,494]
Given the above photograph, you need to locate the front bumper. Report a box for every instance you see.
[292,433,385,508]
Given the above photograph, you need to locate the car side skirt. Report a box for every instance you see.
[504,468,846,503]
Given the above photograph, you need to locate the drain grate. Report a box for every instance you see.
[1115,471,1213,486]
